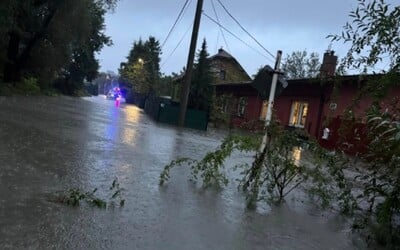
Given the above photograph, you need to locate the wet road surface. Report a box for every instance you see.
[0,96,362,249]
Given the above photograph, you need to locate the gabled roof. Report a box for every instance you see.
[209,48,251,82]
[209,48,234,60]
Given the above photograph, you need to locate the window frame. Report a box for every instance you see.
[289,101,309,128]
[237,97,248,117]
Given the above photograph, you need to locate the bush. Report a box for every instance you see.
[17,77,41,95]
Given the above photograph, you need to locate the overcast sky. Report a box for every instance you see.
[96,0,388,77]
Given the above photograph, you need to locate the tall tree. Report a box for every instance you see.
[1,0,117,92]
[59,0,112,94]
[120,36,161,95]
[189,39,213,111]
[281,50,321,79]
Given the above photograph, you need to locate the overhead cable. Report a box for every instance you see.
[202,12,274,62]
[210,0,230,52]
[160,0,192,49]
[216,0,276,60]
[161,23,193,68]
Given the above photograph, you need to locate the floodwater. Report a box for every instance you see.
[0,96,363,249]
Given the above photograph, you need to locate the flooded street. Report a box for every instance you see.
[0,96,361,249]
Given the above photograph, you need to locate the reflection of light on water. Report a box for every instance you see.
[124,106,141,124]
[120,105,141,145]
[122,128,136,144]
[292,147,302,167]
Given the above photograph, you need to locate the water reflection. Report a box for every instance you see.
[292,147,302,166]
[123,105,141,124]
[120,106,141,144]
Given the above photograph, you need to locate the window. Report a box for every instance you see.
[259,100,268,120]
[289,101,308,128]
[219,70,226,80]
[237,97,247,117]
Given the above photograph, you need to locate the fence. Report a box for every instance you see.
[144,96,209,131]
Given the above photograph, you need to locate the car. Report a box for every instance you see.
[106,87,121,100]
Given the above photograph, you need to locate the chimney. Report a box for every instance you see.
[320,50,337,78]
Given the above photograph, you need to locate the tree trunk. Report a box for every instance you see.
[3,32,21,83]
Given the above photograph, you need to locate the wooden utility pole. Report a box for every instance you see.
[178,0,204,127]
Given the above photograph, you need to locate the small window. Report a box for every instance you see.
[259,100,268,120]
[237,97,247,117]
[289,101,308,128]
[219,70,226,80]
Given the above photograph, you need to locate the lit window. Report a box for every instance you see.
[237,97,247,117]
[289,101,308,128]
[259,100,268,120]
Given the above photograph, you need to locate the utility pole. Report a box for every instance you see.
[260,50,282,151]
[178,0,204,127]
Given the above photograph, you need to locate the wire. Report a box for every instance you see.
[216,0,276,60]
[210,0,230,52]
[202,12,274,63]
[161,23,193,68]
[160,0,192,49]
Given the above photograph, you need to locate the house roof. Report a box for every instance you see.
[251,65,288,99]
[209,48,251,82]
[209,48,234,60]
[211,81,252,87]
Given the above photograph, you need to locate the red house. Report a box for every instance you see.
[214,50,400,152]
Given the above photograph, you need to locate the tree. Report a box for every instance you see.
[119,36,161,96]
[329,0,400,247]
[281,50,321,79]
[57,0,112,94]
[1,0,117,93]
[189,39,213,111]
[143,37,161,94]
[329,0,399,72]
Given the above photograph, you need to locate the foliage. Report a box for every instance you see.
[159,121,352,210]
[17,77,41,95]
[0,0,117,94]
[160,134,260,188]
[156,74,173,97]
[329,0,400,248]
[328,0,400,72]
[119,36,161,96]
[189,39,213,111]
[281,50,321,79]
[209,93,233,128]
[55,178,125,208]
[347,106,400,248]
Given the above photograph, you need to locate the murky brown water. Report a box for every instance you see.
[0,96,363,249]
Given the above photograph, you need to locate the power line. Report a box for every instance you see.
[202,12,274,63]
[216,0,276,60]
[160,0,192,49]
[161,23,193,68]
[210,0,230,52]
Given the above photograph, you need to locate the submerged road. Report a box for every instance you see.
[0,96,361,249]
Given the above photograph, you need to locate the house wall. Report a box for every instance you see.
[273,81,326,137]
[274,95,322,136]
[230,95,263,128]
[211,58,251,84]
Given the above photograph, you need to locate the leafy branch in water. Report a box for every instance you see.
[159,134,260,188]
[55,178,125,208]
[160,120,346,209]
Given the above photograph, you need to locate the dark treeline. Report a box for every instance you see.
[0,0,118,95]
